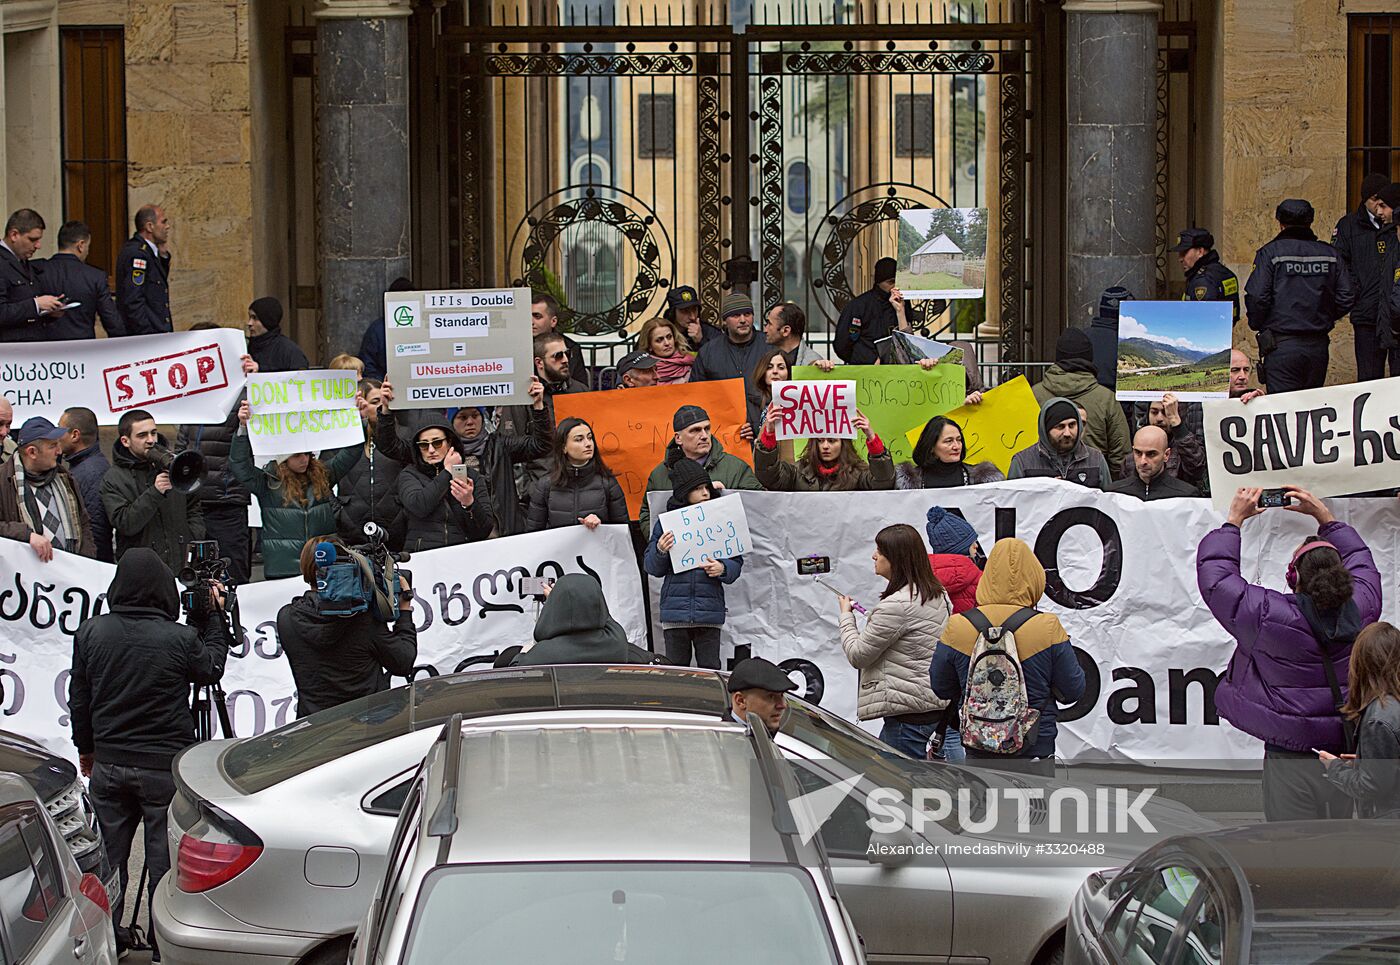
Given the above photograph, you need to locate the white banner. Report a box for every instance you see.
[0,526,645,763]
[650,480,1400,767]
[246,369,361,460]
[0,330,248,426]
[1202,376,1400,509]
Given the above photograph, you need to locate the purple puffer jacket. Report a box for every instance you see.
[1197,520,1382,753]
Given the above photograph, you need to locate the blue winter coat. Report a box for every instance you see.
[643,518,742,626]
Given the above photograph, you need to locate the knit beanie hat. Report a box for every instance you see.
[925,506,979,556]
[670,459,714,506]
[1362,173,1391,204]
[1043,398,1079,431]
[249,296,283,331]
[1055,327,1094,364]
[1378,183,1400,211]
[673,404,710,431]
[874,257,898,284]
[720,292,754,319]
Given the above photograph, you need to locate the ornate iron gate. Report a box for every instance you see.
[442,1,1039,369]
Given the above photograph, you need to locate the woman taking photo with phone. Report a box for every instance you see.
[397,420,495,550]
[1198,484,1382,821]
[837,523,952,758]
[526,417,629,531]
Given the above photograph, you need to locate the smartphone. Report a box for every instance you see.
[796,556,831,576]
[520,576,554,597]
[61,301,81,310]
[1258,488,1292,508]
[449,464,471,482]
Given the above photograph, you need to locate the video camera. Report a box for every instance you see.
[314,523,411,622]
[179,539,241,638]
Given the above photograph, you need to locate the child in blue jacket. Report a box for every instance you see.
[644,460,743,669]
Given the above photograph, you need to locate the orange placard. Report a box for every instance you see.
[552,378,753,518]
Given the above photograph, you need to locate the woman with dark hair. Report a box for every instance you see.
[397,421,496,551]
[1198,484,1382,821]
[526,417,629,531]
[898,414,1005,489]
[1320,621,1400,818]
[231,400,363,579]
[739,346,837,446]
[754,407,894,492]
[837,523,952,758]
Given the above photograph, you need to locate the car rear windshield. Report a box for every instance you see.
[221,666,730,794]
[401,863,840,965]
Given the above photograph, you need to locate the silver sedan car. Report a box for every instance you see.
[153,665,1216,965]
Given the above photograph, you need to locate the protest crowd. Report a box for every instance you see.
[3,187,1400,956]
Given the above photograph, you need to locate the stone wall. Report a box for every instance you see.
[61,0,255,330]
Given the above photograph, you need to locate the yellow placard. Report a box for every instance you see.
[905,375,1040,475]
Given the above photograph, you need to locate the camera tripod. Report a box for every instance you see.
[193,682,235,742]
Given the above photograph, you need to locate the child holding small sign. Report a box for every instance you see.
[643,461,744,670]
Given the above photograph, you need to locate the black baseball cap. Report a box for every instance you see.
[727,657,798,694]
[666,286,699,310]
[616,350,658,377]
[1169,228,1214,253]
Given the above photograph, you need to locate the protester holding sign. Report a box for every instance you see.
[232,399,363,578]
[1197,484,1382,821]
[900,415,1005,489]
[1031,328,1130,472]
[526,418,629,531]
[397,420,495,551]
[338,379,406,548]
[838,523,952,759]
[754,408,894,492]
[643,462,743,670]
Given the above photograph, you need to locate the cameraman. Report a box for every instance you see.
[69,547,232,955]
[277,537,417,718]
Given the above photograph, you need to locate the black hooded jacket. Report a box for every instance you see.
[100,433,206,574]
[511,574,634,666]
[397,422,496,551]
[276,588,418,719]
[69,548,231,769]
[834,286,900,364]
[1332,204,1391,327]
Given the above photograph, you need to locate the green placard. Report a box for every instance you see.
[791,363,965,465]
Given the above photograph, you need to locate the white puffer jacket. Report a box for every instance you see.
[839,585,951,721]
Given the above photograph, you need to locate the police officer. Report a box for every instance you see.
[1171,228,1239,321]
[0,209,68,343]
[115,204,173,336]
[663,284,710,347]
[34,221,123,339]
[1244,199,1357,393]
[1333,174,1396,381]
[1370,183,1400,379]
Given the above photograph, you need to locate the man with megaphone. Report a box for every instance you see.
[100,408,206,573]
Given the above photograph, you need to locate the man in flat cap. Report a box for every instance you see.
[727,657,797,735]
[1171,227,1239,321]
[1244,199,1357,393]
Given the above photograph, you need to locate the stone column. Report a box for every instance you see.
[1064,0,1160,326]
[316,0,413,359]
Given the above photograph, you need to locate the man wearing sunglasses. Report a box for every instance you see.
[497,333,591,518]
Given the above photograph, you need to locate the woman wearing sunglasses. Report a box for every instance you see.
[398,420,496,551]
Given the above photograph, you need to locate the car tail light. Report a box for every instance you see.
[175,804,263,894]
[78,873,111,916]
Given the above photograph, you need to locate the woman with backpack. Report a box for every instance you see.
[930,537,1085,775]
[836,523,952,759]
[231,401,363,579]
[1319,621,1400,818]
[1199,484,1382,821]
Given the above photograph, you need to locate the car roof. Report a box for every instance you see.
[1174,821,1400,919]
[0,773,42,809]
[436,722,782,864]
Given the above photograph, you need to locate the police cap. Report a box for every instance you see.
[1169,227,1214,253]
[1275,199,1315,227]
[666,286,699,310]
[726,658,798,694]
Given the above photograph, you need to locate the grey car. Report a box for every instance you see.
[349,711,866,965]
[0,772,117,964]
[153,665,1216,965]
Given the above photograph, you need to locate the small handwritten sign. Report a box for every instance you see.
[773,379,858,440]
[658,493,751,574]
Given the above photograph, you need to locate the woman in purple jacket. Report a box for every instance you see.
[1197,484,1383,821]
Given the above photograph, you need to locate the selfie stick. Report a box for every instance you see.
[813,577,866,615]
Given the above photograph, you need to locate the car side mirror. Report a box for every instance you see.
[865,827,917,868]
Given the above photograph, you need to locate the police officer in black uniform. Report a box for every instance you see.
[0,208,68,343]
[663,284,711,348]
[115,204,173,336]
[34,221,123,339]
[1332,173,1395,381]
[835,258,902,364]
[1171,228,1239,321]
[1244,199,1357,393]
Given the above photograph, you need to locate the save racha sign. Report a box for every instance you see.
[773,380,858,440]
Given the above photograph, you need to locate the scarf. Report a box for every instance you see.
[654,353,695,384]
[459,427,491,460]
[920,461,970,488]
[14,460,78,552]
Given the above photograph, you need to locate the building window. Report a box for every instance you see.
[894,93,934,157]
[636,93,675,159]
[1348,16,1400,201]
[60,28,128,281]
[787,161,810,214]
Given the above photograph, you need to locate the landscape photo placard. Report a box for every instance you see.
[1114,300,1232,402]
[895,208,988,300]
